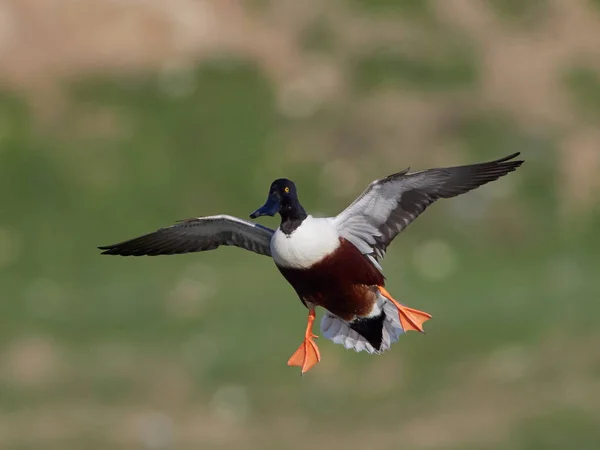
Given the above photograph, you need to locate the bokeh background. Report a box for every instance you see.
[1,1,600,449]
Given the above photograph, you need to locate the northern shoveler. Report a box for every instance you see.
[99,152,524,374]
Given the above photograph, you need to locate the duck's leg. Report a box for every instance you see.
[287,307,321,374]
[378,286,432,332]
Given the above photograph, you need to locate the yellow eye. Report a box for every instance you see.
[284,187,290,193]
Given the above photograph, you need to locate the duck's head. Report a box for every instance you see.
[250,178,307,222]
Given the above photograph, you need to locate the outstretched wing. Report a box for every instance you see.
[334,152,524,260]
[98,214,275,257]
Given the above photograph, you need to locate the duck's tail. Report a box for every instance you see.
[320,288,431,354]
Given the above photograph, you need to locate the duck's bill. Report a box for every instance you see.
[250,194,281,219]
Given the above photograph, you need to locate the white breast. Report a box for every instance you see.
[270,216,340,269]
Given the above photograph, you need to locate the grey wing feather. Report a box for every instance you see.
[334,152,524,261]
[98,214,275,257]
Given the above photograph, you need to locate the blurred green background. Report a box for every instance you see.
[1,1,600,449]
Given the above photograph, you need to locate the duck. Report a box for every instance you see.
[99,152,524,374]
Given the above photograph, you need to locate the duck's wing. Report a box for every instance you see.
[98,215,275,257]
[333,152,524,261]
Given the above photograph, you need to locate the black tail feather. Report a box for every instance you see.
[349,312,386,351]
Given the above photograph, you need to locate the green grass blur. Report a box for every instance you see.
[1,7,600,450]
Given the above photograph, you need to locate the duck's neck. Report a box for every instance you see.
[280,200,307,235]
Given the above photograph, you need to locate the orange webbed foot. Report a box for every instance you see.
[288,307,321,375]
[378,286,432,333]
[287,334,321,374]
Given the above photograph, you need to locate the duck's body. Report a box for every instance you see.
[267,214,430,369]
[274,226,382,321]
[271,217,395,347]
[99,153,524,374]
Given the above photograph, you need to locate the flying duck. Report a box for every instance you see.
[99,152,524,374]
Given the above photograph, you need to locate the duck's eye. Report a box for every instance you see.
[284,187,290,193]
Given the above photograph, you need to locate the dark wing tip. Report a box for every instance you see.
[430,152,525,199]
[474,152,524,170]
[493,153,525,173]
[468,152,524,175]
[98,244,115,254]
[97,234,162,256]
[486,153,525,174]
[495,152,522,163]
[97,243,130,256]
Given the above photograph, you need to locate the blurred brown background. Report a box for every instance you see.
[0,1,599,449]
